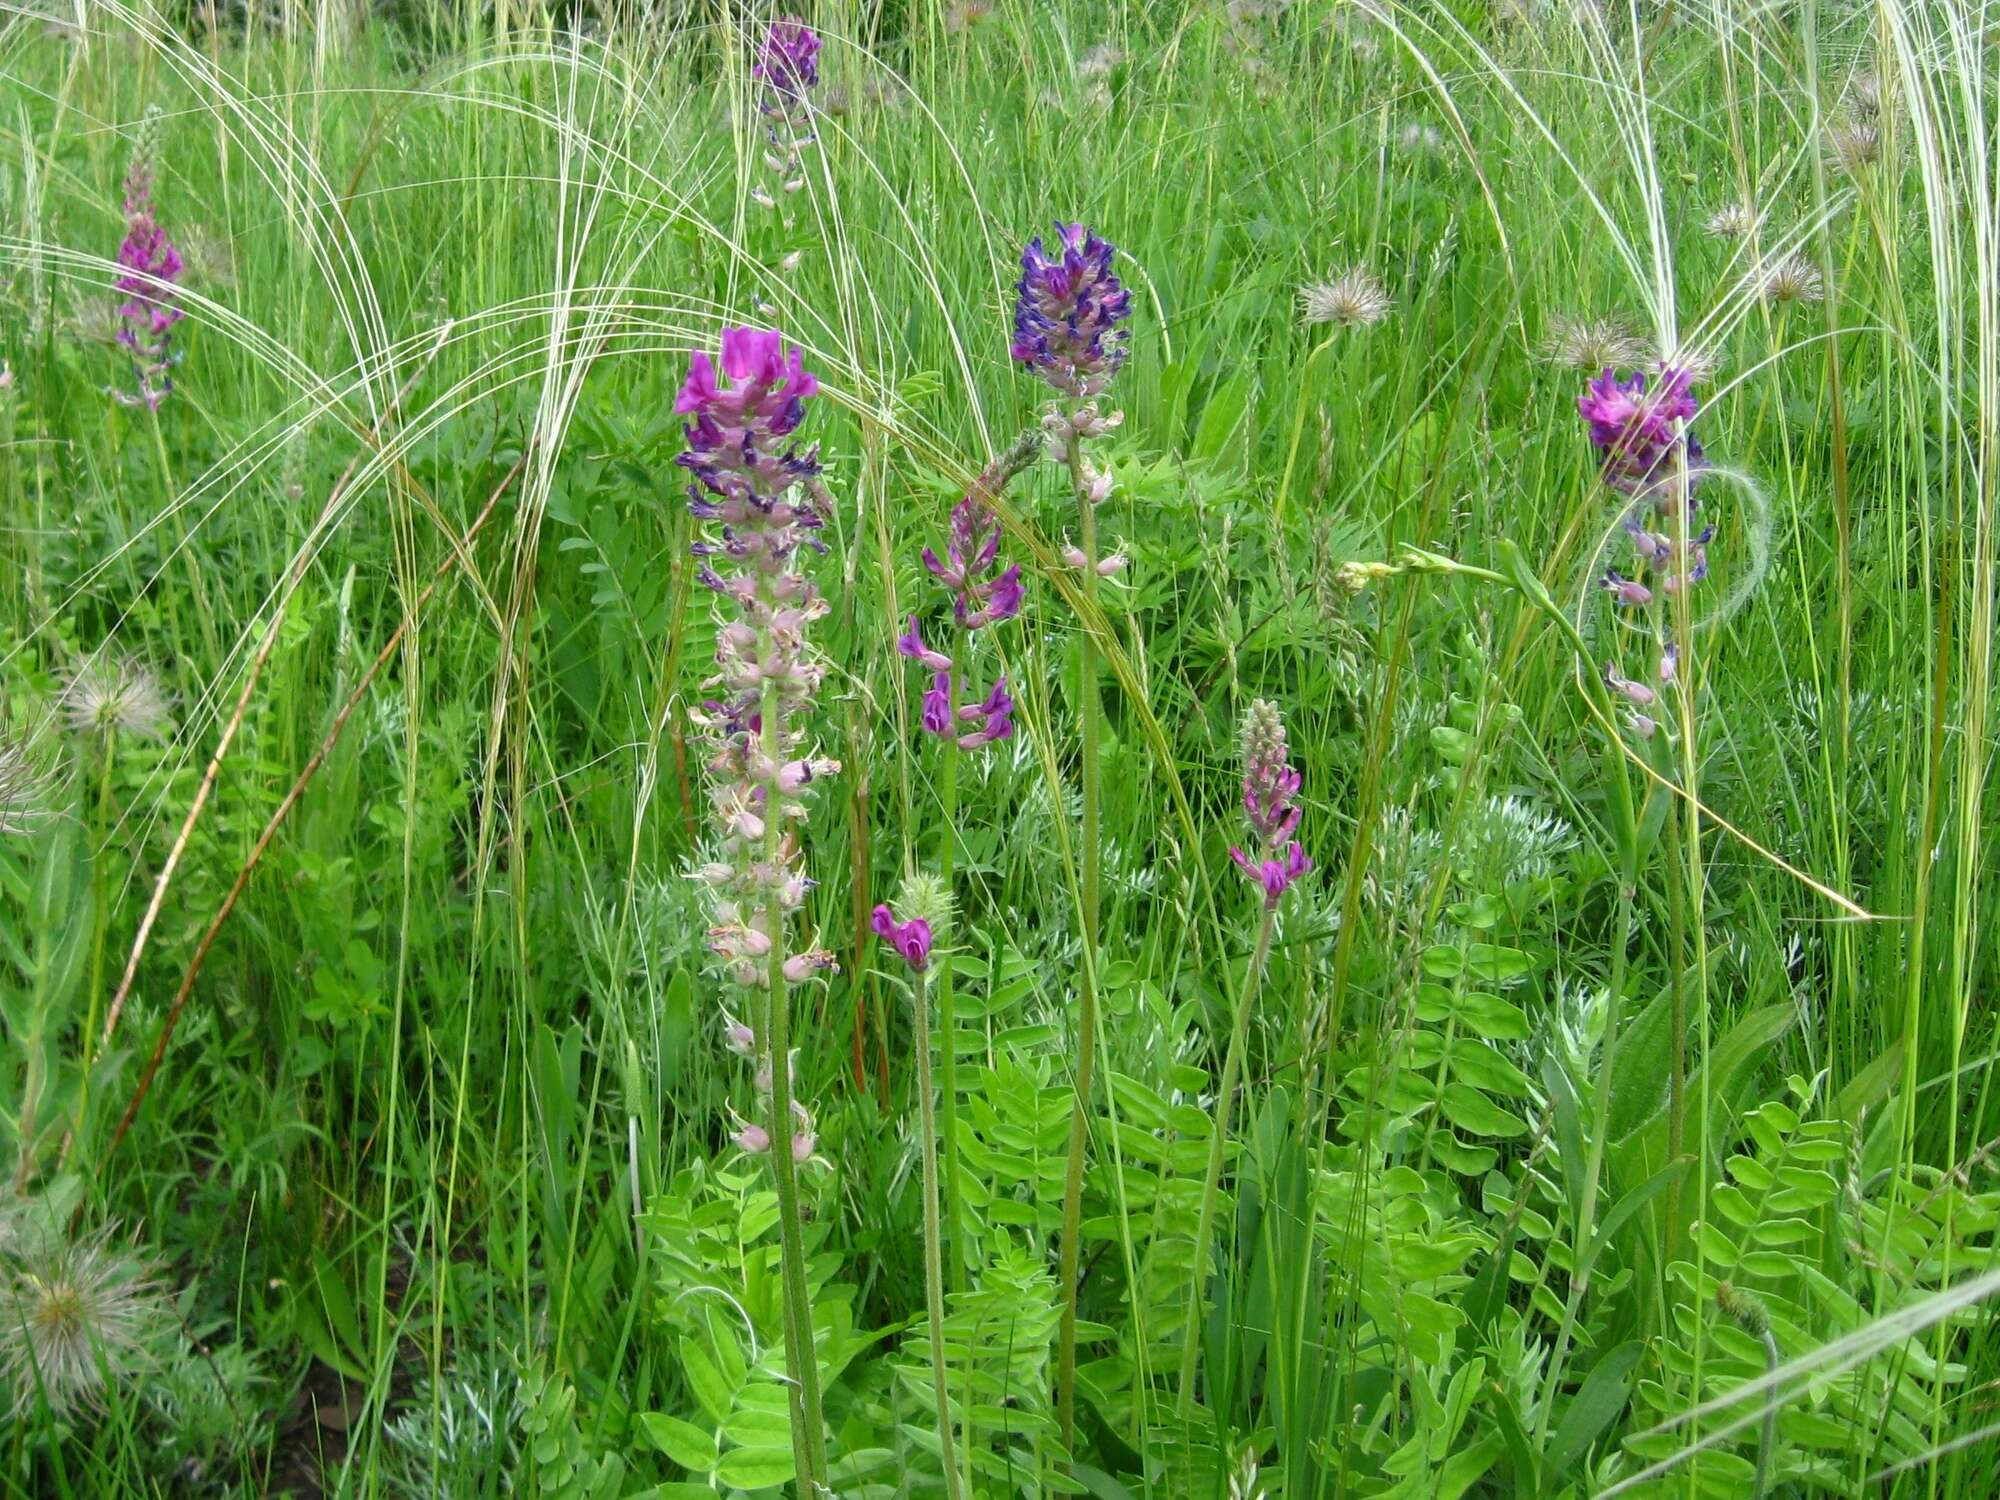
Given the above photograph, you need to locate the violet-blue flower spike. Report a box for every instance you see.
[752,18,819,193]
[1230,700,1310,909]
[112,118,185,412]
[1011,222,1133,399]
[870,903,934,971]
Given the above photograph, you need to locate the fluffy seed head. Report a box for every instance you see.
[1541,315,1650,373]
[0,737,46,836]
[1758,252,1826,306]
[61,657,172,740]
[1298,267,1392,331]
[0,1220,165,1418]
[1826,117,1882,175]
[1704,201,1758,241]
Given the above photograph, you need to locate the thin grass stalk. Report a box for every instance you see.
[1175,905,1276,1417]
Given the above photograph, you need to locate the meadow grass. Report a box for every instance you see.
[2,0,2000,1495]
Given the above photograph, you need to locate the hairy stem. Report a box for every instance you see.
[759,669,829,1495]
[937,680,967,1292]
[1176,905,1276,1416]
[1055,431,1104,1464]
[913,966,968,1500]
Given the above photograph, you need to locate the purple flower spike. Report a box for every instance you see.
[1578,364,1703,498]
[871,903,934,970]
[1232,700,1310,909]
[753,18,821,100]
[112,129,184,412]
[1011,222,1133,398]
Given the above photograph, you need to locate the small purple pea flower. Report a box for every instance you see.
[922,671,954,736]
[897,615,954,671]
[955,675,1014,751]
[871,903,934,970]
[1231,841,1313,910]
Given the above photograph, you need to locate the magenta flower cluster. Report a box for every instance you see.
[754,17,821,101]
[680,327,837,1159]
[870,903,934,970]
[112,147,184,412]
[1011,223,1132,398]
[1229,699,1311,910]
[1577,366,1703,496]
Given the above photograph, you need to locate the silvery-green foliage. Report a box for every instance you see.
[380,1351,521,1499]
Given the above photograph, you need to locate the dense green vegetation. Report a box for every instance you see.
[3,1,2000,1494]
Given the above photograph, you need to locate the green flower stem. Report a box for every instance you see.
[912,964,969,1500]
[1176,903,1277,1417]
[936,678,967,1293]
[759,671,829,1496]
[1055,431,1104,1465]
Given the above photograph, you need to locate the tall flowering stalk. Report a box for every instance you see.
[871,893,968,1500]
[894,432,1039,1290]
[1175,701,1310,1416]
[1011,220,1131,1460]
[752,18,820,210]
[112,112,183,413]
[1531,359,1716,1441]
[680,327,835,1492]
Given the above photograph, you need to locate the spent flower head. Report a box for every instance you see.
[1758,252,1826,306]
[0,735,46,836]
[1298,266,1392,331]
[1704,200,1759,241]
